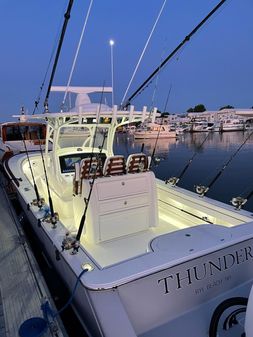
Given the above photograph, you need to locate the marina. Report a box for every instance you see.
[1,90,253,336]
[1,0,253,336]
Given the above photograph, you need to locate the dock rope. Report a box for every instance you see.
[41,268,88,321]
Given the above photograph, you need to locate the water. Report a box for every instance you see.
[114,130,253,213]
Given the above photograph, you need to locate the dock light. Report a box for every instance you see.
[109,39,115,107]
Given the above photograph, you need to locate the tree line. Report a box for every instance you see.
[187,104,236,113]
[159,105,253,116]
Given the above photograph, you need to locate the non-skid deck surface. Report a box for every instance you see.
[0,184,66,337]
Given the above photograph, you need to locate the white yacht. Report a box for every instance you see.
[189,121,215,132]
[220,118,245,132]
[134,122,177,139]
[4,87,253,337]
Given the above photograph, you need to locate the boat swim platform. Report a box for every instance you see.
[0,183,68,337]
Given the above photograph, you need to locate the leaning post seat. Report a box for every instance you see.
[73,157,103,195]
[80,154,158,244]
[103,155,126,176]
[126,153,150,173]
[80,157,103,179]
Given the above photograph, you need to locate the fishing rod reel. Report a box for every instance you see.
[231,196,247,210]
[195,184,209,197]
[61,232,80,254]
[43,211,59,228]
[31,197,45,209]
[165,176,179,186]
[153,157,161,166]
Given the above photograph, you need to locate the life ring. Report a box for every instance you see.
[209,297,247,337]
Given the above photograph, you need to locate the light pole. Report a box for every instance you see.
[109,39,115,107]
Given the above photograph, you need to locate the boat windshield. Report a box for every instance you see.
[4,124,45,141]
[58,126,90,148]
[58,125,108,150]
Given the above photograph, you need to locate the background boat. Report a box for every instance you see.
[0,118,47,164]
[134,122,177,139]
[220,118,245,132]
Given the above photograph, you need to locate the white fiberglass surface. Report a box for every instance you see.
[21,156,253,268]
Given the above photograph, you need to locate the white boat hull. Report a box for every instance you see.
[4,104,253,336]
[6,153,253,337]
[14,191,253,336]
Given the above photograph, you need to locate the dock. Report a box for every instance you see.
[0,181,67,337]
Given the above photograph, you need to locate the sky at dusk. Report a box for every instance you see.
[0,0,253,122]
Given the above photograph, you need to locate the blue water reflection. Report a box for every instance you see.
[114,131,253,212]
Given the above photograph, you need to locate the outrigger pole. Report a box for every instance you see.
[43,0,74,111]
[123,0,228,108]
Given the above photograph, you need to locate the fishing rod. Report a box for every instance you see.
[150,84,172,166]
[166,131,211,186]
[231,156,253,210]
[74,131,108,252]
[32,35,59,114]
[43,0,74,112]
[61,86,107,253]
[74,87,107,245]
[90,84,105,154]
[37,132,58,226]
[123,0,228,108]
[196,129,253,197]
[19,127,44,208]
[150,119,165,167]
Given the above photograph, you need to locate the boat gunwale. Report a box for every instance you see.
[6,152,253,290]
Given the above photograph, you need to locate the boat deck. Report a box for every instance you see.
[0,182,67,337]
